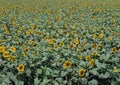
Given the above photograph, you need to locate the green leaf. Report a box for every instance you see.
[88,79,98,85]
[34,78,41,85]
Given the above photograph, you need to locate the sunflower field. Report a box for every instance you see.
[0,0,120,85]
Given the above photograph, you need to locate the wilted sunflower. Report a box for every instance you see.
[63,61,72,68]
[17,64,25,72]
[78,68,87,77]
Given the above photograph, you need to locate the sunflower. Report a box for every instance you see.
[78,55,83,60]
[71,30,76,35]
[10,46,16,52]
[17,64,25,72]
[24,47,29,52]
[91,43,95,48]
[97,44,102,49]
[92,34,96,38]
[118,49,120,53]
[98,33,104,39]
[69,44,74,49]
[54,45,59,51]
[89,59,95,66]
[78,68,86,77]
[108,37,112,41]
[25,31,30,36]
[0,40,2,44]
[2,51,9,58]
[113,67,118,73]
[45,36,49,41]
[112,47,116,52]
[59,42,64,46]
[0,46,5,53]
[86,55,91,61]
[48,39,54,44]
[75,39,79,45]
[63,61,72,68]
[93,51,98,56]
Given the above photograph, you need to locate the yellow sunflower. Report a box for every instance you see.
[48,39,54,44]
[63,61,72,68]
[93,51,98,56]
[10,46,16,52]
[17,64,25,72]
[112,47,116,52]
[89,59,95,66]
[113,67,118,73]
[0,46,5,53]
[78,68,86,77]
[2,51,9,58]
[98,33,104,39]
[86,55,91,61]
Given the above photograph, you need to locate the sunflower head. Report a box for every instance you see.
[89,59,95,66]
[98,33,104,39]
[113,67,118,73]
[78,68,87,77]
[17,64,25,72]
[10,46,16,52]
[0,46,5,53]
[86,55,91,61]
[2,51,9,58]
[63,61,72,69]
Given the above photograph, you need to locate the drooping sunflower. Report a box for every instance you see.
[78,68,87,77]
[63,61,72,68]
[17,64,25,72]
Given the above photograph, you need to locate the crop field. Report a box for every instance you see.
[0,0,120,85]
